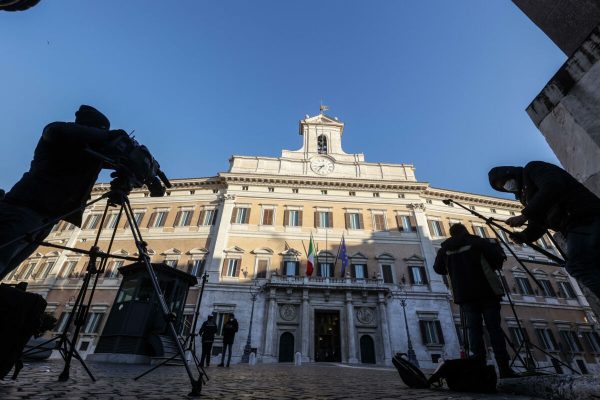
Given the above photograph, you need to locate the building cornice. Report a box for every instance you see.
[425,187,522,210]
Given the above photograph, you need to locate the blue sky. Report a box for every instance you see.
[0,1,565,197]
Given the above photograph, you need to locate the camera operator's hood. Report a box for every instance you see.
[75,105,110,130]
[488,166,523,193]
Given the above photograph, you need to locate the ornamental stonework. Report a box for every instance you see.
[279,304,297,321]
[356,307,375,325]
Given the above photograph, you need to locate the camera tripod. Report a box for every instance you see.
[4,186,205,396]
[443,198,580,375]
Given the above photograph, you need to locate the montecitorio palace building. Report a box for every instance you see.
[6,112,600,374]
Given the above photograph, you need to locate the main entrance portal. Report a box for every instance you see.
[314,310,341,362]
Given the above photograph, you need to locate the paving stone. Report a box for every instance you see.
[0,360,544,399]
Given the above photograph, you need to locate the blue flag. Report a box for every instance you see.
[340,236,349,277]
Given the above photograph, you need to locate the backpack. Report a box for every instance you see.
[428,359,497,393]
[391,353,430,389]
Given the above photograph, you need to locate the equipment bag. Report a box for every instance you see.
[428,358,497,393]
[392,353,430,389]
[0,283,47,379]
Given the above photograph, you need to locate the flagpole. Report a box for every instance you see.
[333,234,343,267]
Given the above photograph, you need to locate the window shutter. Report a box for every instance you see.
[358,213,364,229]
[102,215,111,229]
[419,321,428,344]
[236,260,242,277]
[330,264,335,277]
[435,320,445,344]
[187,260,194,274]
[316,262,322,277]
[221,259,228,277]
[197,210,206,226]
[244,208,250,224]
[471,224,479,235]
[280,260,285,276]
[173,211,182,227]
[420,266,428,284]
[83,215,92,229]
[314,211,319,228]
[327,212,333,228]
[295,261,300,276]
[350,264,356,278]
[231,208,238,223]
[345,213,350,229]
[146,212,157,228]
[547,330,558,349]
[483,227,491,238]
[298,210,303,226]
[364,264,369,279]
[211,209,218,225]
[409,215,417,232]
[284,210,289,226]
[396,215,404,232]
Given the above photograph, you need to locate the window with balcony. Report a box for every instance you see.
[381,264,394,283]
[352,264,368,279]
[283,260,299,276]
[255,259,268,279]
[317,262,333,277]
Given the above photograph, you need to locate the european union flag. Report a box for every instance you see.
[340,236,349,277]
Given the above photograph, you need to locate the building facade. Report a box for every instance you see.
[5,112,600,373]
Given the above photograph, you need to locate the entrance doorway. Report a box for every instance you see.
[278,332,295,362]
[314,310,341,362]
[359,335,376,364]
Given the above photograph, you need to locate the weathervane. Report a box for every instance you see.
[319,101,329,114]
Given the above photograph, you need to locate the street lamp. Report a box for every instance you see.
[399,275,419,366]
[241,279,262,363]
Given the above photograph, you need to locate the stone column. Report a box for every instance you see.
[301,288,310,362]
[206,194,236,284]
[263,287,278,358]
[345,291,358,363]
[409,203,447,293]
[377,292,392,365]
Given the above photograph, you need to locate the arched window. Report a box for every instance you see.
[317,135,328,154]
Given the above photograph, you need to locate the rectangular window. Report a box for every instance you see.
[188,259,206,277]
[164,259,178,268]
[231,207,250,224]
[286,210,301,227]
[105,260,123,278]
[55,312,71,332]
[381,264,393,283]
[125,211,145,229]
[419,320,445,345]
[474,226,488,238]
[397,215,416,232]
[535,328,558,351]
[199,209,217,226]
[59,261,77,278]
[515,277,534,295]
[583,331,600,352]
[346,213,362,230]
[262,209,274,225]
[353,264,367,279]
[83,312,104,334]
[316,211,333,228]
[223,259,239,277]
[509,327,527,347]
[318,263,333,277]
[103,214,119,229]
[428,220,445,237]
[65,223,76,231]
[497,230,511,244]
[84,214,102,230]
[409,266,428,285]
[284,261,298,276]
[372,214,386,231]
[35,261,54,280]
[255,260,268,279]
[147,211,168,228]
[214,312,231,336]
[539,279,557,297]
[559,281,577,299]
[175,210,193,227]
[21,262,37,280]
[560,330,584,352]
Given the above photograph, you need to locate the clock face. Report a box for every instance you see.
[310,157,334,175]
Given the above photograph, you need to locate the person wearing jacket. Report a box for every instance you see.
[489,161,600,300]
[0,105,133,280]
[218,313,238,367]
[433,223,516,378]
[199,315,218,367]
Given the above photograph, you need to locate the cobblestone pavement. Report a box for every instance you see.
[0,361,543,399]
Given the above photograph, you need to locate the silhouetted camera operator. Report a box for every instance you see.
[0,105,165,281]
[489,161,600,301]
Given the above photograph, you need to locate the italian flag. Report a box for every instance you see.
[306,233,315,276]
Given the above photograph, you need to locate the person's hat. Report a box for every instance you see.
[75,105,110,130]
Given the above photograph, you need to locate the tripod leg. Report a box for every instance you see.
[134,353,180,381]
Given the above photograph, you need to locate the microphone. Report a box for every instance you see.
[442,199,453,205]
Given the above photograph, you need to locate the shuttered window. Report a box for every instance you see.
[372,214,386,231]
[285,210,302,227]
[256,260,268,279]
[427,220,445,237]
[231,207,251,224]
[345,213,363,230]
[396,215,416,232]
[222,259,240,277]
[262,209,274,225]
